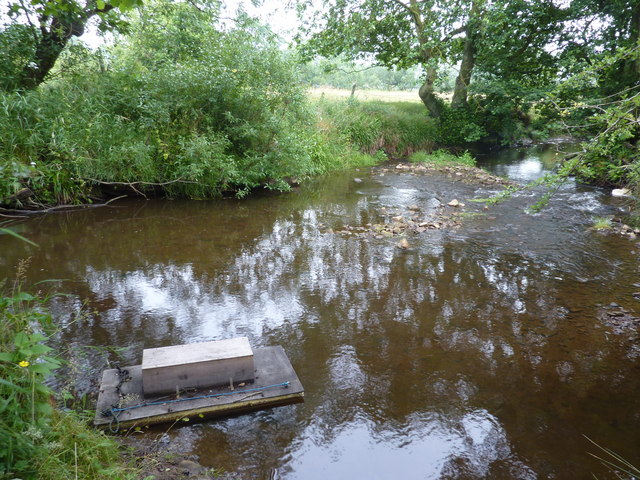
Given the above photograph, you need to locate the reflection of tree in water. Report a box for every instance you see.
[4,167,640,478]
[43,199,640,477]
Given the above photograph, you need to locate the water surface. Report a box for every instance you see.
[1,145,639,479]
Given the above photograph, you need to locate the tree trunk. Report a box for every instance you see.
[17,4,107,90]
[452,1,482,109]
[419,65,442,118]
[21,31,70,89]
[451,32,476,108]
[632,2,640,79]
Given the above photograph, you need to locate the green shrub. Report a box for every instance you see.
[0,267,136,479]
[408,149,476,166]
[435,104,488,145]
[0,4,372,207]
[314,98,437,156]
[591,216,613,231]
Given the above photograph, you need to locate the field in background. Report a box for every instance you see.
[307,87,452,103]
[308,86,421,103]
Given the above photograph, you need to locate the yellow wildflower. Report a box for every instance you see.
[18,360,30,368]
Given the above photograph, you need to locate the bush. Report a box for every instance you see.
[0,266,136,479]
[434,103,491,145]
[408,149,476,166]
[0,4,376,207]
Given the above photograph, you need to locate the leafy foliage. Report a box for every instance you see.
[0,0,142,90]
[0,2,382,206]
[548,45,640,191]
[0,264,137,479]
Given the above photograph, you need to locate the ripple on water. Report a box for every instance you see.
[1,146,639,479]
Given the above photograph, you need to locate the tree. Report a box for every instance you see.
[559,0,640,92]
[0,0,142,91]
[451,0,482,108]
[297,0,485,118]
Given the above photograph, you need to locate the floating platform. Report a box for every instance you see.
[94,346,304,430]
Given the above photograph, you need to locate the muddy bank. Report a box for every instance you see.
[120,434,236,480]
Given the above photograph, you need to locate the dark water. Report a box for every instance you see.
[2,144,640,479]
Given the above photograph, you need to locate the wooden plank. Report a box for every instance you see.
[94,346,303,430]
[142,337,253,369]
[141,337,255,395]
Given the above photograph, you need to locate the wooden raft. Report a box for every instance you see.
[94,346,304,430]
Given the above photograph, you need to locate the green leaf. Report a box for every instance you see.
[29,363,55,375]
[96,0,105,9]
[40,355,61,366]
[11,292,35,303]
[35,401,53,416]
[29,333,47,343]
[13,331,29,348]
[0,228,38,247]
[0,378,27,393]
[29,344,52,356]
[34,278,69,285]
[0,352,15,362]
[0,396,12,414]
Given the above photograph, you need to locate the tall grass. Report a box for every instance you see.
[408,149,476,167]
[314,97,437,157]
[0,262,137,479]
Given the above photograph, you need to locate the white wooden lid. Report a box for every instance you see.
[142,337,253,370]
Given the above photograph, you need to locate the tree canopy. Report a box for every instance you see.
[298,0,638,114]
[297,0,491,116]
[0,0,142,90]
[0,0,638,205]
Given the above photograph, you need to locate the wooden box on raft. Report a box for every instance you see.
[141,337,255,395]
[94,345,304,430]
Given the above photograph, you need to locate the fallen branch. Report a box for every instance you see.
[83,177,200,187]
[0,195,128,216]
[84,177,203,199]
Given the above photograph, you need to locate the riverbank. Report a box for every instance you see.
[1,81,547,213]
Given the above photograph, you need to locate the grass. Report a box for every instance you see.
[313,96,437,157]
[0,264,138,480]
[591,216,613,230]
[586,436,640,479]
[307,86,452,104]
[408,149,476,167]
[33,410,138,480]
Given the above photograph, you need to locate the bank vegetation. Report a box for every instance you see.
[0,0,637,213]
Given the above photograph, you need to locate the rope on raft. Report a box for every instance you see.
[102,380,290,432]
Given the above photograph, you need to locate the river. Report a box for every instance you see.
[1,144,639,479]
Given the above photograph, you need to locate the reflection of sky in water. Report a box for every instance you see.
[6,145,640,479]
[491,157,545,182]
[510,158,544,181]
[83,263,305,341]
[286,410,534,480]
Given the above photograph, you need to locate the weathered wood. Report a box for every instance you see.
[5,188,34,203]
[94,346,304,429]
[142,337,255,395]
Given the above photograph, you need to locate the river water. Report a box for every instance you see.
[1,144,639,479]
